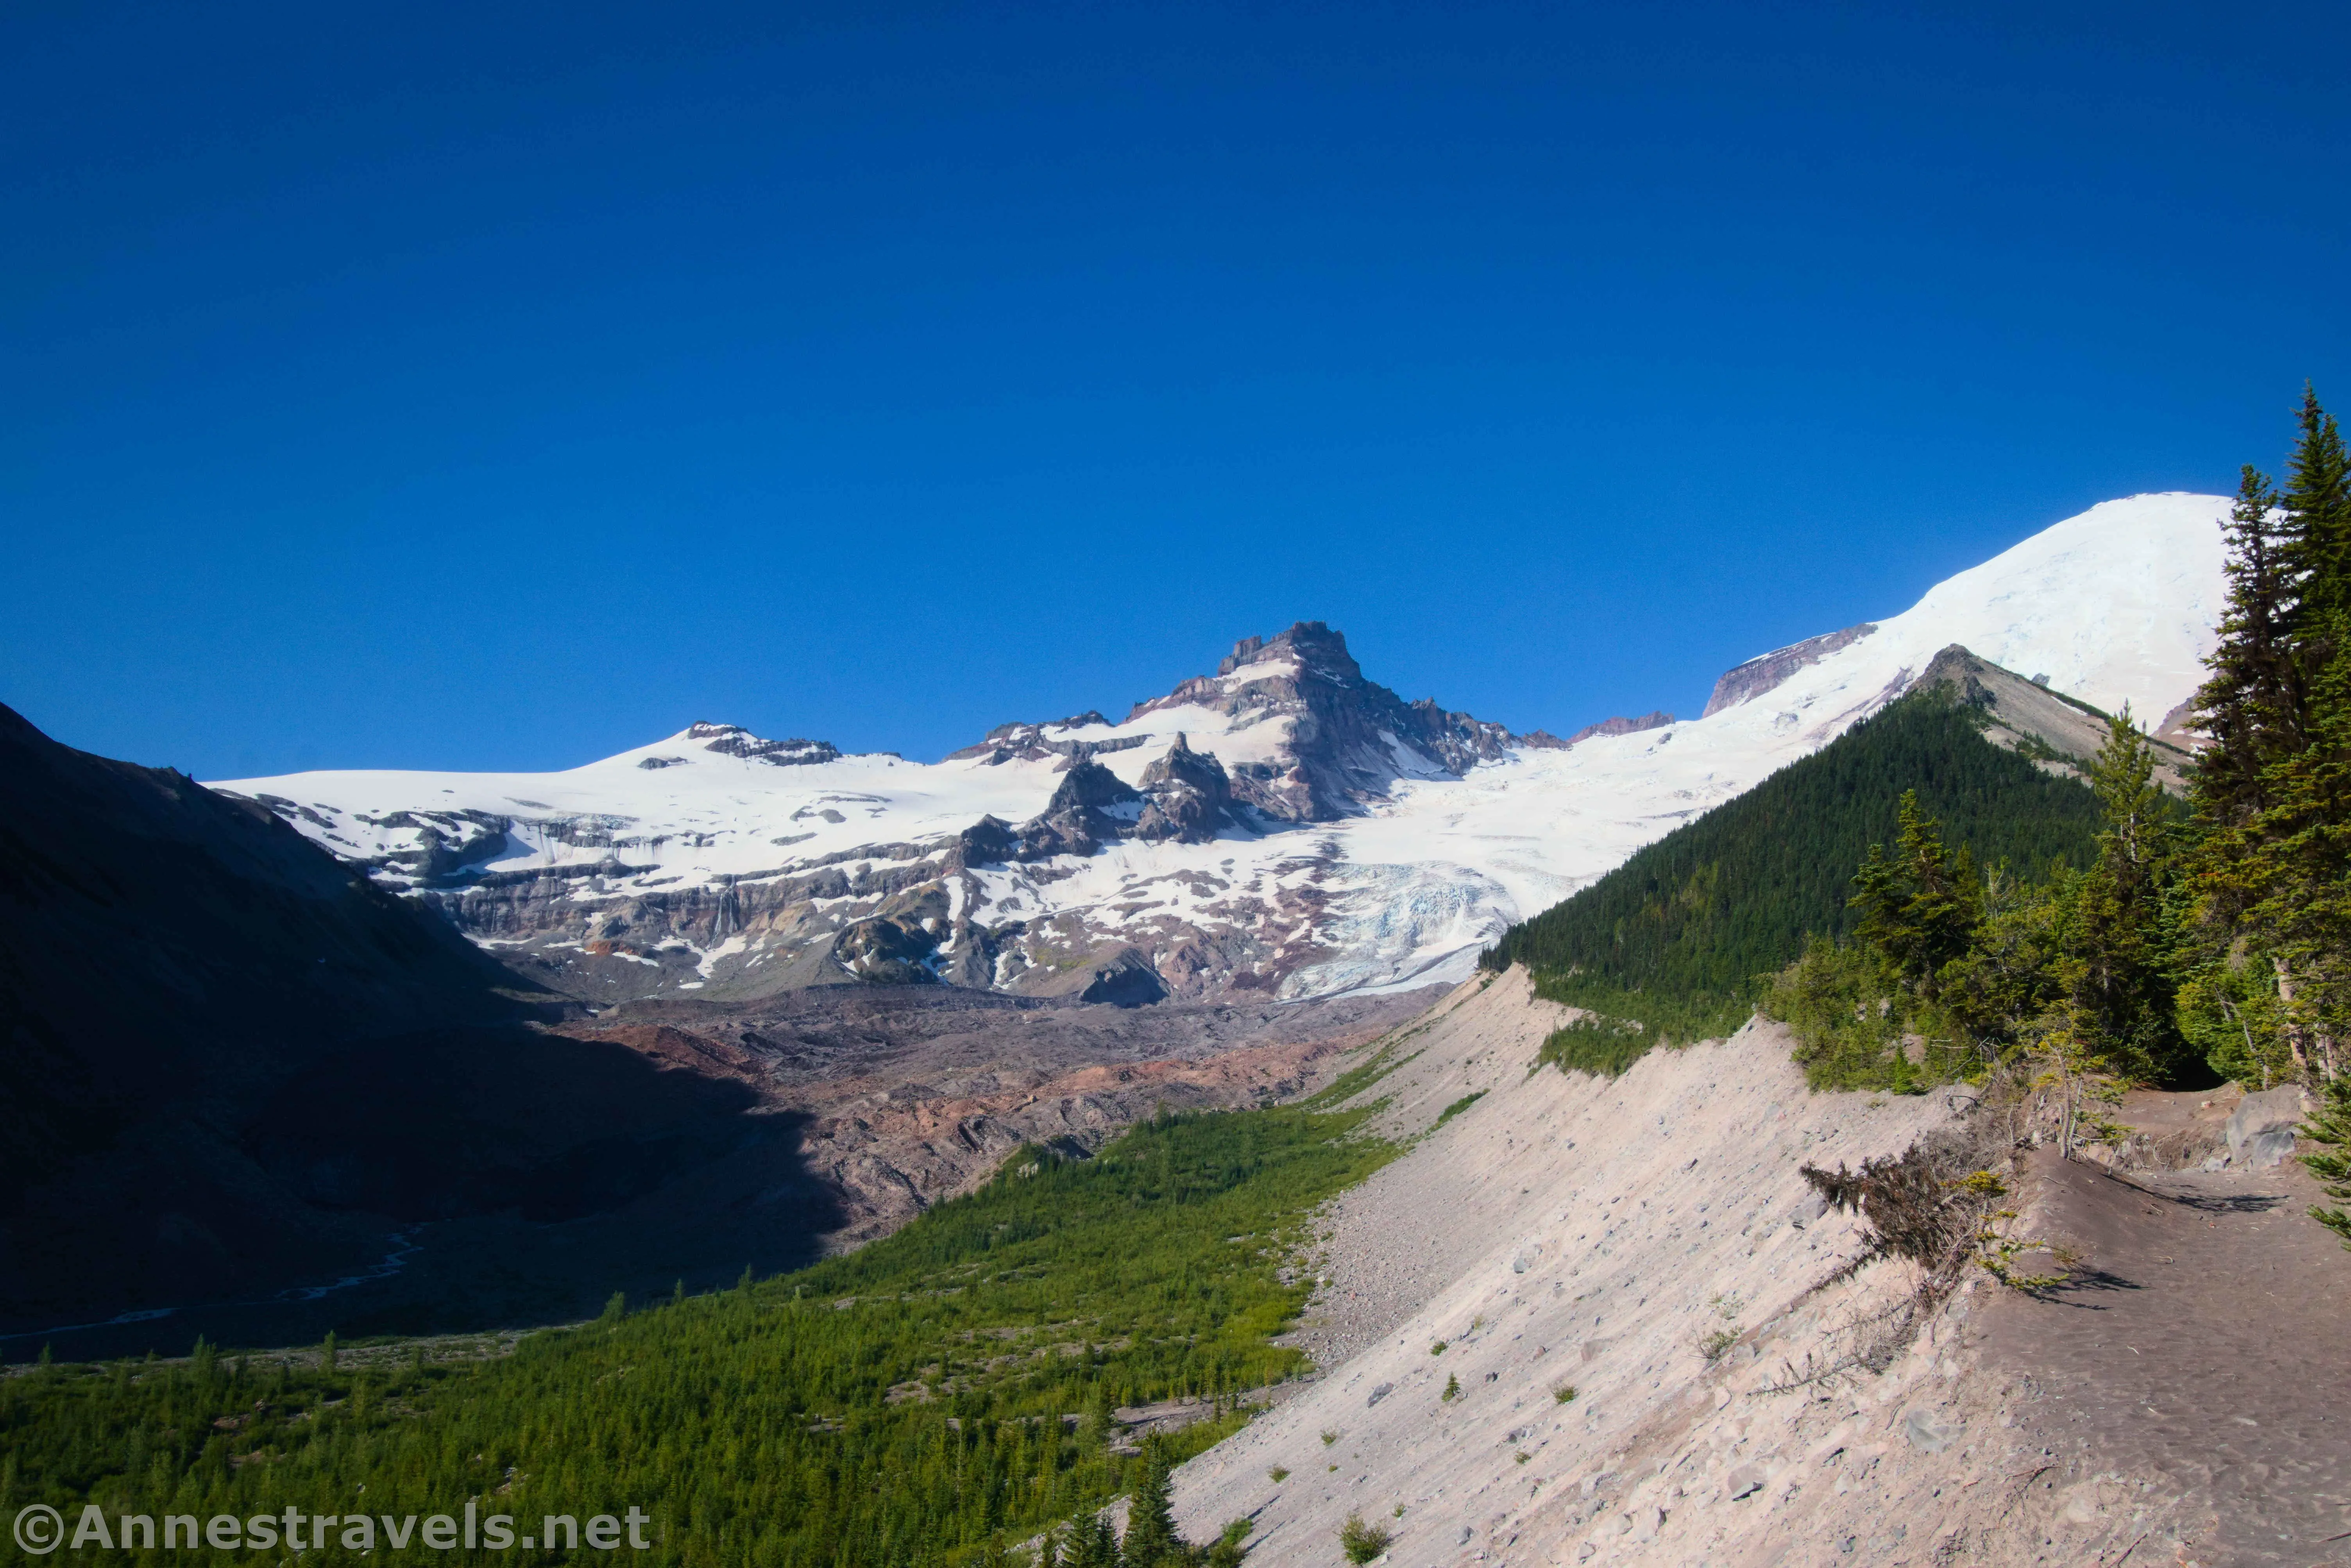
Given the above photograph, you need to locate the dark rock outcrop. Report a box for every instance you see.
[1133,734,1236,844]
[833,915,943,985]
[1076,949,1170,1007]
[945,715,1145,766]
[685,722,841,766]
[1521,711,1676,750]
[1702,623,1879,716]
[1005,757,1142,860]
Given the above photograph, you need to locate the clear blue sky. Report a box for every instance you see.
[4,2,2346,778]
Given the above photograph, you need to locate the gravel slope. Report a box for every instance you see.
[1174,970,2346,1567]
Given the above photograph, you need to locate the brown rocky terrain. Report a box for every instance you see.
[549,981,1437,1250]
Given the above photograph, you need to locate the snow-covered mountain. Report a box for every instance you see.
[211,492,2230,1005]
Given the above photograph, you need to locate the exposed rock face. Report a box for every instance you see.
[945,715,1145,766]
[1132,734,1235,844]
[1912,643,2195,792]
[1520,711,1676,749]
[1702,622,1879,716]
[683,722,841,766]
[1133,621,1514,821]
[2223,1084,2310,1169]
[1004,756,1143,861]
[2153,694,2206,750]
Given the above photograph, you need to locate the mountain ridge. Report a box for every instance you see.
[204,492,2231,1009]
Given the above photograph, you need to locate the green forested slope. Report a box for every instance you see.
[0,1103,1395,1567]
[1482,690,2106,1043]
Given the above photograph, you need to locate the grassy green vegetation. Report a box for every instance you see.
[1533,1014,1654,1078]
[1431,1090,1484,1128]
[1484,688,2108,1060]
[1295,1034,1423,1113]
[0,1105,1397,1566]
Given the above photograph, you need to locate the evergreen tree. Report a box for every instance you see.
[1120,1454,1185,1567]
[1850,790,1982,994]
[2283,385,2351,628]
[2063,712,2194,1081]
[1063,1516,1121,1568]
[1486,686,2106,1048]
[2232,621,2351,1079]
[1079,1382,1114,1456]
[2304,1067,2351,1250]
[2186,388,2351,1086]
[2194,465,2302,816]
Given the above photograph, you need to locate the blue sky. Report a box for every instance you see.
[4,2,2346,778]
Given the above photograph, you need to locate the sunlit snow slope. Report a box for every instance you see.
[211,494,2228,1004]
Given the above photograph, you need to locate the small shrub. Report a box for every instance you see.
[1268,1466,1289,1482]
[1514,1450,1531,1465]
[1440,1373,1460,1402]
[1338,1513,1394,1565]
[1698,1329,1738,1361]
[1802,1138,1986,1272]
[1429,1341,1447,1355]
[1320,1428,1339,1446]
[1551,1383,1577,1404]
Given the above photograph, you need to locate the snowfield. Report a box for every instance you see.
[211,493,2230,1001]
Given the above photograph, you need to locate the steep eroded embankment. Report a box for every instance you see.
[1176,970,2349,1566]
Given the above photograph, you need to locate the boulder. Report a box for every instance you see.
[1902,1407,1962,1453]
[2225,1085,2310,1170]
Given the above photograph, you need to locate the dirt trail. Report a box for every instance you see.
[1175,970,2351,1568]
[1982,1152,2351,1564]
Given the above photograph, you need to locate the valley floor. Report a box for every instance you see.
[1174,970,2351,1568]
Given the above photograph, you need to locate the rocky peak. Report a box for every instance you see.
[955,621,1515,825]
[1217,620,1365,684]
[684,723,842,767]
[1134,621,1515,820]
[1139,732,1224,792]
